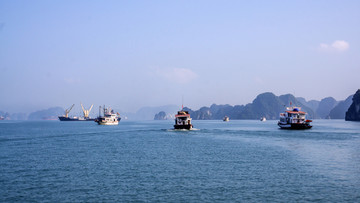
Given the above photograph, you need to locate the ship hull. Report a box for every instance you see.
[97,121,119,125]
[174,124,193,130]
[95,117,121,125]
[278,122,312,129]
[58,116,95,121]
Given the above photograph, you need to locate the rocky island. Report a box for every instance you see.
[345,89,360,121]
[154,111,167,120]
[153,91,358,121]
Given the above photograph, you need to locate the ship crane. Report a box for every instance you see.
[64,104,75,118]
[81,103,94,118]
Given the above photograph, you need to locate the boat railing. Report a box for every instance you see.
[291,118,305,123]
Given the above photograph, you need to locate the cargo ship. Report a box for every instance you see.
[58,103,95,121]
[58,116,95,121]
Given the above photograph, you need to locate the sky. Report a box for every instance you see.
[0,0,359,113]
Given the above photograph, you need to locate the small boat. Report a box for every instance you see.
[174,110,193,130]
[223,116,229,122]
[278,106,312,129]
[260,116,266,122]
[95,105,121,125]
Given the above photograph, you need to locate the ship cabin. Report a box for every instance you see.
[279,107,307,124]
[175,111,192,126]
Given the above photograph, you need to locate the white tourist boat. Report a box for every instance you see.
[278,106,312,129]
[174,110,193,130]
[95,106,121,125]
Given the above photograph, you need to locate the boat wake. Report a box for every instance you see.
[167,128,200,132]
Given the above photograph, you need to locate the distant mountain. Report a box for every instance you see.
[346,89,360,121]
[279,94,315,118]
[191,106,213,120]
[296,95,356,119]
[28,107,64,120]
[316,97,338,119]
[296,97,307,106]
[239,92,284,119]
[126,105,179,120]
[296,97,320,112]
[154,111,166,120]
[210,104,242,119]
[183,104,244,120]
[328,95,353,119]
[11,113,28,120]
[0,111,27,120]
[169,92,316,120]
[154,111,173,120]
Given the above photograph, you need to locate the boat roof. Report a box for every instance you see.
[175,114,190,118]
[286,111,306,114]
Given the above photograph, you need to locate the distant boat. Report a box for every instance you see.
[278,106,312,129]
[260,116,266,122]
[0,116,4,120]
[95,105,121,125]
[174,110,193,130]
[223,116,229,122]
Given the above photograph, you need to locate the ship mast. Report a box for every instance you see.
[182,95,184,110]
[81,103,94,118]
[65,104,75,118]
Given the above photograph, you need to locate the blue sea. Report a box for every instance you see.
[1,120,360,202]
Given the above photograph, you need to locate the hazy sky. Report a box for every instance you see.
[1,0,359,113]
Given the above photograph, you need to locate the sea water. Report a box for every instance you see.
[0,120,360,202]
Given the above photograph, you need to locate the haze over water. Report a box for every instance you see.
[1,120,360,202]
